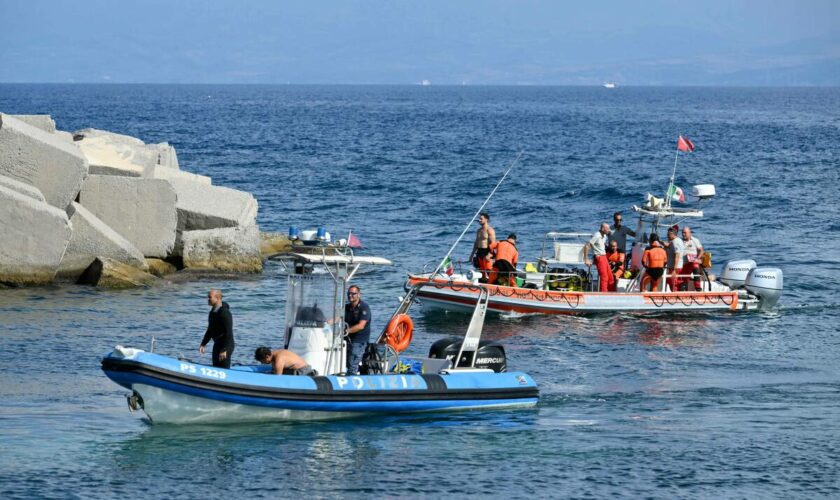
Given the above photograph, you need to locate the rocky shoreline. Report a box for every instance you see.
[0,112,286,288]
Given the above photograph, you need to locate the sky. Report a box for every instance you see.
[0,0,838,85]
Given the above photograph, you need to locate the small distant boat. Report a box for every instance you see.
[420,79,431,86]
[603,82,617,89]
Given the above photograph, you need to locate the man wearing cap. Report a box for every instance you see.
[584,223,613,292]
[489,233,519,286]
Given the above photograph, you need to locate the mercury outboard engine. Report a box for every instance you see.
[719,259,757,289]
[428,337,507,373]
[745,268,783,309]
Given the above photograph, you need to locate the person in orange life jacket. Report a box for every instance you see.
[583,223,613,292]
[489,233,519,286]
[470,212,496,281]
[680,226,705,291]
[605,239,625,291]
[642,233,668,291]
[663,227,685,292]
[199,289,234,368]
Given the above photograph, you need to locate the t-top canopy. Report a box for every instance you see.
[270,252,392,266]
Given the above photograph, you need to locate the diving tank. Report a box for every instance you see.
[745,268,783,309]
[719,259,756,289]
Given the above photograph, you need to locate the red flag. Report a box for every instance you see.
[348,232,363,249]
[677,135,695,152]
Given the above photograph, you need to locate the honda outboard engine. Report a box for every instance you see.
[745,268,783,310]
[719,259,757,289]
[428,337,507,373]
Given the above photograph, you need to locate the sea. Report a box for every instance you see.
[1,84,839,498]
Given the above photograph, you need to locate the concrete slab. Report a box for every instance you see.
[151,142,179,169]
[75,134,153,177]
[11,115,56,133]
[0,174,46,202]
[181,225,263,273]
[168,178,257,231]
[78,257,159,288]
[151,165,210,185]
[0,185,71,285]
[79,175,177,258]
[0,113,89,209]
[57,202,148,279]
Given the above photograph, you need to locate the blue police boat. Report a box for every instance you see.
[101,251,538,424]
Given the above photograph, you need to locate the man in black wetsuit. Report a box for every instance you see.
[198,289,234,368]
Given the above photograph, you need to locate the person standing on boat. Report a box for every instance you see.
[489,233,519,286]
[344,285,371,375]
[584,223,613,292]
[470,212,496,280]
[664,228,685,292]
[642,234,667,291]
[199,289,234,369]
[680,226,704,291]
[606,239,625,291]
[608,212,636,265]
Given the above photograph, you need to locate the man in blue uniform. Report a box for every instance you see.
[344,285,371,375]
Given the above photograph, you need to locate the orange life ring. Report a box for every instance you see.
[384,313,413,352]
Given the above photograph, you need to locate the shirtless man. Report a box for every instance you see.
[470,212,496,278]
[254,347,316,376]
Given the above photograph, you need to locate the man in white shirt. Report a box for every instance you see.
[681,226,704,291]
[583,223,613,292]
[664,227,685,292]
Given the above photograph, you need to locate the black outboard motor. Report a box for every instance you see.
[428,337,507,373]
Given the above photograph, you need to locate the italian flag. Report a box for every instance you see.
[440,256,454,275]
[667,184,686,203]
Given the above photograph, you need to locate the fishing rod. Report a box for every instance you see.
[429,150,525,278]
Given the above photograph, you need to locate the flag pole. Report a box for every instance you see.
[430,151,524,278]
[666,136,680,210]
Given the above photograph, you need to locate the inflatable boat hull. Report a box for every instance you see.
[102,350,538,424]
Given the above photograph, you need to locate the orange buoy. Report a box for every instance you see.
[384,313,413,352]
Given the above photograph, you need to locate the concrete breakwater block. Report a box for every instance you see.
[11,115,56,133]
[0,174,46,202]
[79,175,177,258]
[151,165,210,185]
[0,113,89,209]
[181,225,263,273]
[0,185,71,285]
[169,178,257,231]
[145,258,178,277]
[75,129,180,176]
[57,202,148,279]
[78,257,159,288]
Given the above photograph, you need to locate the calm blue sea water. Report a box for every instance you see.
[1,84,840,498]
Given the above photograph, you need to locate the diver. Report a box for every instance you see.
[198,289,234,368]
